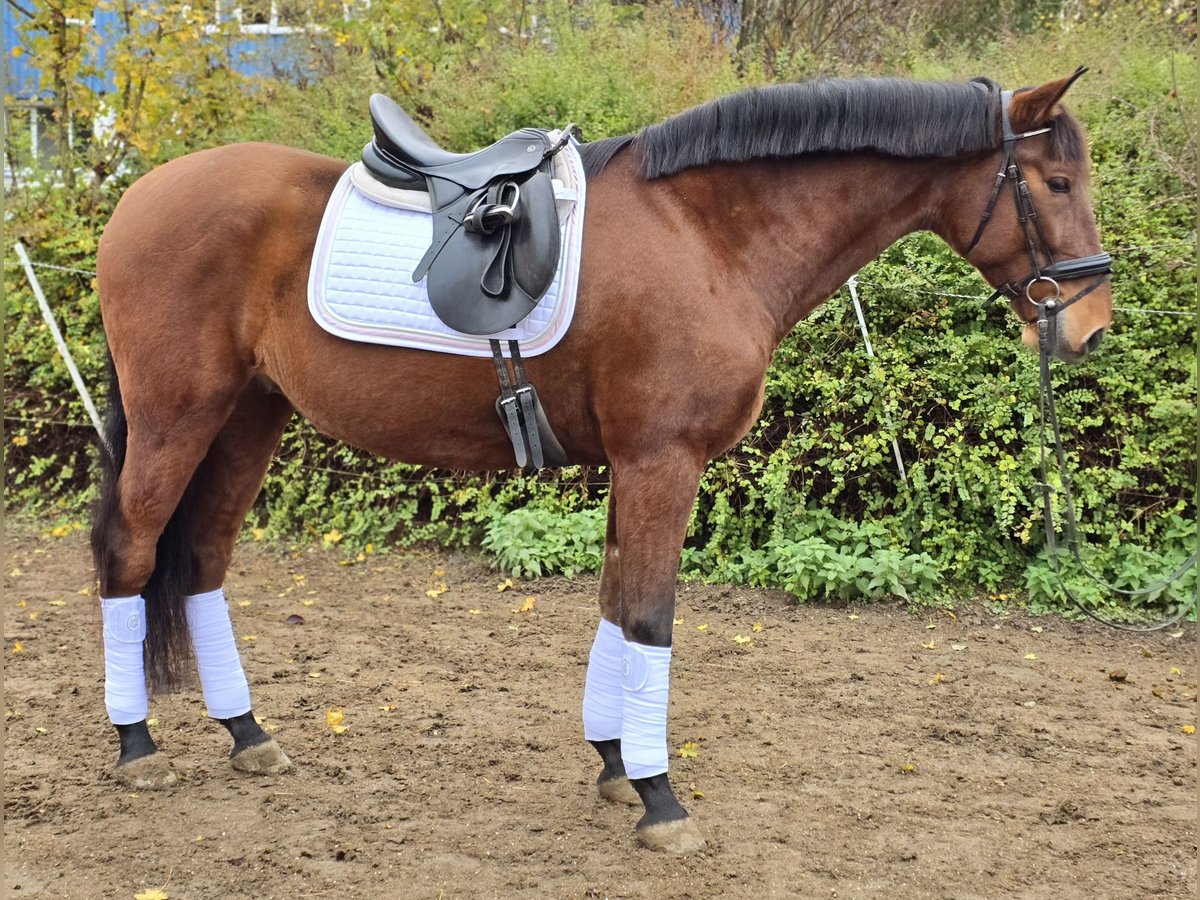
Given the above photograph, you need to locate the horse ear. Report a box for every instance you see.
[1009,67,1088,131]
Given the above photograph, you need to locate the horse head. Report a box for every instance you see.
[954,69,1112,363]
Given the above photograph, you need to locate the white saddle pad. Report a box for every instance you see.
[307,138,586,358]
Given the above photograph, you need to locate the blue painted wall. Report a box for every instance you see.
[5,3,313,102]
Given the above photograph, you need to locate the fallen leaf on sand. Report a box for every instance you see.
[678,741,699,759]
[326,708,348,734]
[928,673,945,685]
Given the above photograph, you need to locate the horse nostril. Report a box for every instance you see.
[1083,327,1106,354]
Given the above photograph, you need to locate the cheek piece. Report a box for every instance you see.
[102,594,149,725]
[582,617,625,741]
[620,641,673,780]
[185,587,252,720]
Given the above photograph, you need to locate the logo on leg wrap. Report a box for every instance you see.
[102,596,147,643]
[621,644,649,691]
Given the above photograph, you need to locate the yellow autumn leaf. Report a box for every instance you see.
[517,596,536,613]
[365,543,374,554]
[35,727,47,734]
[425,583,447,598]
[355,552,365,562]
[752,622,764,633]
[469,609,481,615]
[1170,667,1182,675]
[922,641,936,650]
[673,617,684,626]
[1182,724,1195,735]
[12,642,24,654]
[928,673,945,685]
[241,635,257,642]
[301,599,315,607]
[433,567,445,578]
[678,740,699,759]
[49,525,72,538]
[237,600,251,608]
[497,579,514,592]
[292,574,306,584]
[252,528,266,541]
[16,600,26,608]
[134,889,169,900]
[307,671,321,679]
[146,718,158,727]
[847,613,860,621]
[379,705,396,712]
[696,624,708,631]
[48,600,65,607]
[899,763,917,774]
[1024,653,1038,660]
[28,611,38,620]
[732,634,752,645]
[323,529,343,545]
[689,782,704,799]
[326,708,348,734]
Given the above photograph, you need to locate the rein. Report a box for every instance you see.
[1034,313,1198,632]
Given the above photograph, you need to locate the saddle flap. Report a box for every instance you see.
[510,169,560,302]
[425,166,561,335]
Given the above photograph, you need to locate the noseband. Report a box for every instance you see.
[964,86,1112,354]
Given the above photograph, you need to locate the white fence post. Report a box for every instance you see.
[14,241,110,453]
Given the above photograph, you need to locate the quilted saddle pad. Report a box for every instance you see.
[307,137,586,358]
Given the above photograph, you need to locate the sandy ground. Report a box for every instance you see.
[3,521,1197,899]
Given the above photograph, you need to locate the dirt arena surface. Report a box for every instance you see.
[4,520,1196,899]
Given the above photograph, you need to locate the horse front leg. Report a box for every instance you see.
[608,448,707,854]
[584,484,641,805]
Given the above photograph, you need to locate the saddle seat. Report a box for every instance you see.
[366,93,550,190]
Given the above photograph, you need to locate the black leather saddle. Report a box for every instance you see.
[361,94,563,335]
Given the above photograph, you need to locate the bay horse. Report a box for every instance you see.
[90,70,1111,854]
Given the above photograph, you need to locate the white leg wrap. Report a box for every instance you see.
[185,587,251,720]
[102,594,148,725]
[620,641,672,780]
[582,618,625,741]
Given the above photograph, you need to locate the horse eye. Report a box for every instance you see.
[1047,177,1071,193]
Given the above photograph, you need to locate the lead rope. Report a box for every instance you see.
[1035,302,1197,632]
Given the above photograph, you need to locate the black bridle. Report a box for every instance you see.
[964,86,1112,357]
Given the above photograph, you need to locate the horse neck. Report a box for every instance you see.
[668,152,969,345]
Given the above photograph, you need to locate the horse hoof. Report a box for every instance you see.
[597,776,641,806]
[230,739,291,775]
[636,817,707,854]
[114,752,178,790]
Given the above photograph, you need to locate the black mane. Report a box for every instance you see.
[578,77,1082,180]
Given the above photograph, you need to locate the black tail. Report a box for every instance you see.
[90,353,198,693]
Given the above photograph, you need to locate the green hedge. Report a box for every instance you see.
[5,3,1194,618]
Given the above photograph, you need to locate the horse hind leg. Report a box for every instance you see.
[584,483,640,806]
[91,356,246,788]
[185,382,294,775]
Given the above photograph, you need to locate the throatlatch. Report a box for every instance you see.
[490,339,567,469]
